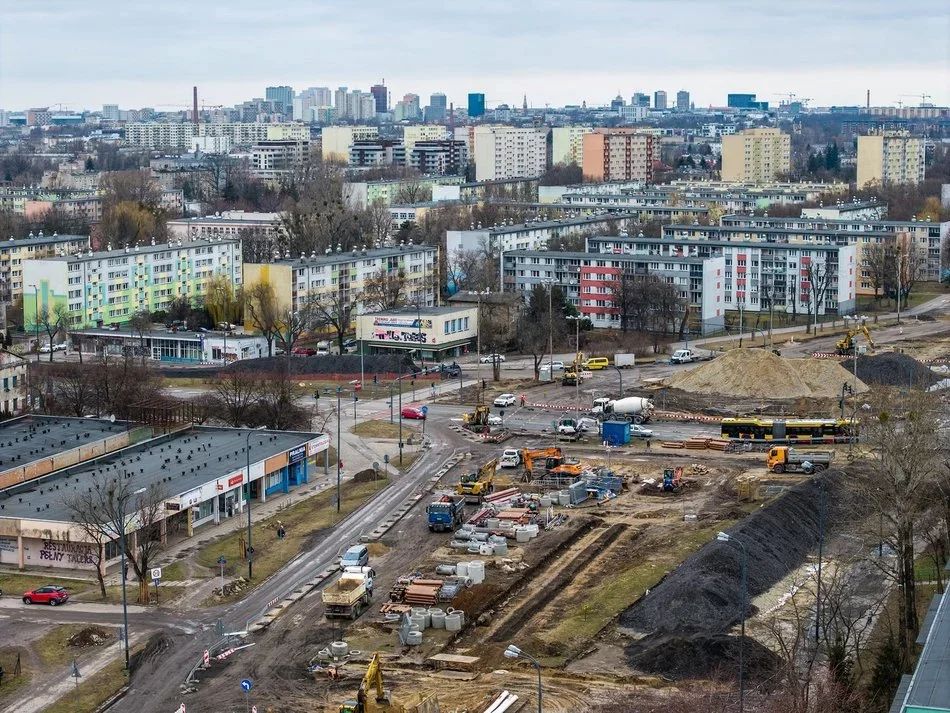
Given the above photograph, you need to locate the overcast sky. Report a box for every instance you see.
[2,0,948,111]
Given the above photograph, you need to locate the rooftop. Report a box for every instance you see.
[367,304,475,316]
[167,213,281,225]
[0,426,320,523]
[665,224,902,239]
[30,237,241,264]
[895,563,950,711]
[257,243,436,267]
[71,326,262,341]
[0,234,89,251]
[504,248,708,263]
[0,416,128,472]
[459,212,639,235]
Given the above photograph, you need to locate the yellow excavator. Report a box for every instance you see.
[836,325,875,356]
[458,457,498,498]
[562,351,585,386]
[340,654,392,713]
[461,405,491,434]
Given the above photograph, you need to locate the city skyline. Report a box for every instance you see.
[1,0,947,111]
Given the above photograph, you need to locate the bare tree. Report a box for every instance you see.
[804,256,832,334]
[309,287,357,354]
[863,243,890,308]
[251,373,310,430]
[515,284,569,380]
[35,303,70,361]
[212,370,260,427]
[366,198,392,244]
[65,474,168,604]
[362,268,408,311]
[244,281,281,356]
[47,362,97,416]
[392,179,430,204]
[203,273,241,328]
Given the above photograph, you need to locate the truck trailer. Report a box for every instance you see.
[322,572,373,620]
[767,446,834,474]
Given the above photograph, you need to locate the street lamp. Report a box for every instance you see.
[566,315,582,403]
[814,479,826,644]
[245,426,265,578]
[119,486,146,670]
[716,531,748,713]
[504,644,542,713]
[472,289,489,402]
[336,385,342,512]
[30,284,38,359]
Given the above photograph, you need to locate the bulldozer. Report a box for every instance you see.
[836,325,875,356]
[340,653,439,713]
[461,405,491,434]
[458,457,498,500]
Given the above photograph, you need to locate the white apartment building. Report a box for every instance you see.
[857,131,926,188]
[23,237,242,328]
[551,126,592,166]
[192,136,233,154]
[473,126,549,181]
[125,122,308,150]
[721,128,791,184]
[251,140,311,179]
[321,126,379,162]
[403,125,448,152]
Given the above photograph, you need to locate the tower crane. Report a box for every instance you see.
[899,93,933,107]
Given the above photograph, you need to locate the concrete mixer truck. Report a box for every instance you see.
[591,396,655,424]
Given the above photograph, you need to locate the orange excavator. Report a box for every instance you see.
[520,447,584,479]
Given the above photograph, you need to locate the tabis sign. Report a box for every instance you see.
[288,445,307,464]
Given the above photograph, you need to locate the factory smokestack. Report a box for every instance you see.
[193,86,199,131]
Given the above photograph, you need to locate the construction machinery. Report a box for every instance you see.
[521,447,584,478]
[767,446,834,474]
[663,467,683,491]
[340,654,394,713]
[836,325,874,356]
[426,495,466,532]
[458,457,498,500]
[461,405,491,434]
[323,571,373,620]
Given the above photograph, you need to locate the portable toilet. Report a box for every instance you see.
[601,420,631,445]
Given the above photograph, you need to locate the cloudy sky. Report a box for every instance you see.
[1,0,947,111]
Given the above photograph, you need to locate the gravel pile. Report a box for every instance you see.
[621,477,838,679]
[856,352,939,388]
[665,350,866,398]
[627,632,779,681]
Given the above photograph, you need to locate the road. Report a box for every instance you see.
[107,414,464,713]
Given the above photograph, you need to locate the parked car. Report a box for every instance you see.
[38,344,53,353]
[487,414,503,426]
[499,448,521,468]
[479,353,506,364]
[401,406,426,420]
[440,362,462,378]
[316,348,330,356]
[53,342,67,352]
[292,347,317,356]
[339,544,369,570]
[542,360,565,371]
[630,424,654,439]
[23,585,69,606]
[582,357,610,370]
[493,393,516,407]
[342,338,357,349]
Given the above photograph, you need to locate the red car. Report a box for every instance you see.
[23,585,69,606]
[292,347,317,356]
[401,407,426,420]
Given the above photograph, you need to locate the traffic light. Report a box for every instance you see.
[373,374,378,384]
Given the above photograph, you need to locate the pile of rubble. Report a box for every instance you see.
[213,577,250,597]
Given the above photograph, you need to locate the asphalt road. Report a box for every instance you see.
[108,415,464,713]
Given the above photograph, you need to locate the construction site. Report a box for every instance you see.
[3,312,949,713]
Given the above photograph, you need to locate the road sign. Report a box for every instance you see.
[241,679,253,692]
[203,649,210,666]
[420,405,428,415]
[150,567,162,581]
[153,578,160,588]
[217,555,227,565]
[252,707,257,713]
[372,461,379,471]
[71,659,81,678]
[178,705,186,713]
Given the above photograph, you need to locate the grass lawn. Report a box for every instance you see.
[38,650,139,713]
[195,477,391,603]
[72,583,188,606]
[159,560,188,582]
[161,376,210,388]
[0,647,33,702]
[0,573,96,599]
[351,420,405,439]
[33,625,113,667]
[537,522,734,665]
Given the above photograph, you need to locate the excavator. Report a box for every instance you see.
[458,457,498,499]
[521,447,584,479]
[339,654,393,713]
[562,351,585,386]
[339,653,440,713]
[836,325,875,356]
[461,405,491,434]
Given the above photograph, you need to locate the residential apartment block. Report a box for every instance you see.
[343,176,464,210]
[551,126,591,166]
[0,350,27,416]
[581,129,655,183]
[721,128,791,183]
[0,233,90,327]
[251,139,310,180]
[349,140,406,167]
[321,126,379,162]
[243,244,438,333]
[447,213,638,258]
[403,125,448,152]
[473,126,549,181]
[856,131,926,188]
[409,140,468,176]
[23,237,242,329]
[124,122,308,150]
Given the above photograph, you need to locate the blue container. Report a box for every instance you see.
[601,420,631,446]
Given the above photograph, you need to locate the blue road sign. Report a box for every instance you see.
[420,405,428,415]
[241,679,253,691]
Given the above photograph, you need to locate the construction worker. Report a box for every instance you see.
[646,438,651,450]
[520,394,526,407]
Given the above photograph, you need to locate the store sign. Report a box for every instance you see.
[183,489,201,506]
[227,474,244,487]
[288,445,307,464]
[165,500,181,511]
[307,434,330,456]
[373,316,432,330]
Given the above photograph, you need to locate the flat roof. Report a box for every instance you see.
[72,326,261,341]
[720,216,942,229]
[259,243,436,267]
[366,304,474,316]
[0,426,320,523]
[665,224,899,239]
[0,416,125,470]
[587,235,849,251]
[459,212,639,236]
[900,568,950,710]
[35,237,241,264]
[167,215,281,225]
[0,234,89,251]
[504,248,708,263]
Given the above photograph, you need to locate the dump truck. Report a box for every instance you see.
[426,495,466,532]
[593,396,655,424]
[323,571,373,620]
[767,446,834,474]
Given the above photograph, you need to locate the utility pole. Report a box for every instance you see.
[547,285,554,383]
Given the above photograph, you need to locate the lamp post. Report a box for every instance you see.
[473,289,489,402]
[30,284,38,359]
[118,486,146,670]
[815,479,826,644]
[566,315,582,403]
[504,644,542,713]
[245,426,265,579]
[716,531,748,713]
[336,385,342,512]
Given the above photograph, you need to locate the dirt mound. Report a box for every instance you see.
[665,350,866,398]
[628,632,780,680]
[67,626,112,648]
[856,352,938,388]
[621,476,840,678]
[129,632,173,675]
[352,468,378,483]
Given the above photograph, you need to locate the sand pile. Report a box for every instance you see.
[665,349,867,399]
